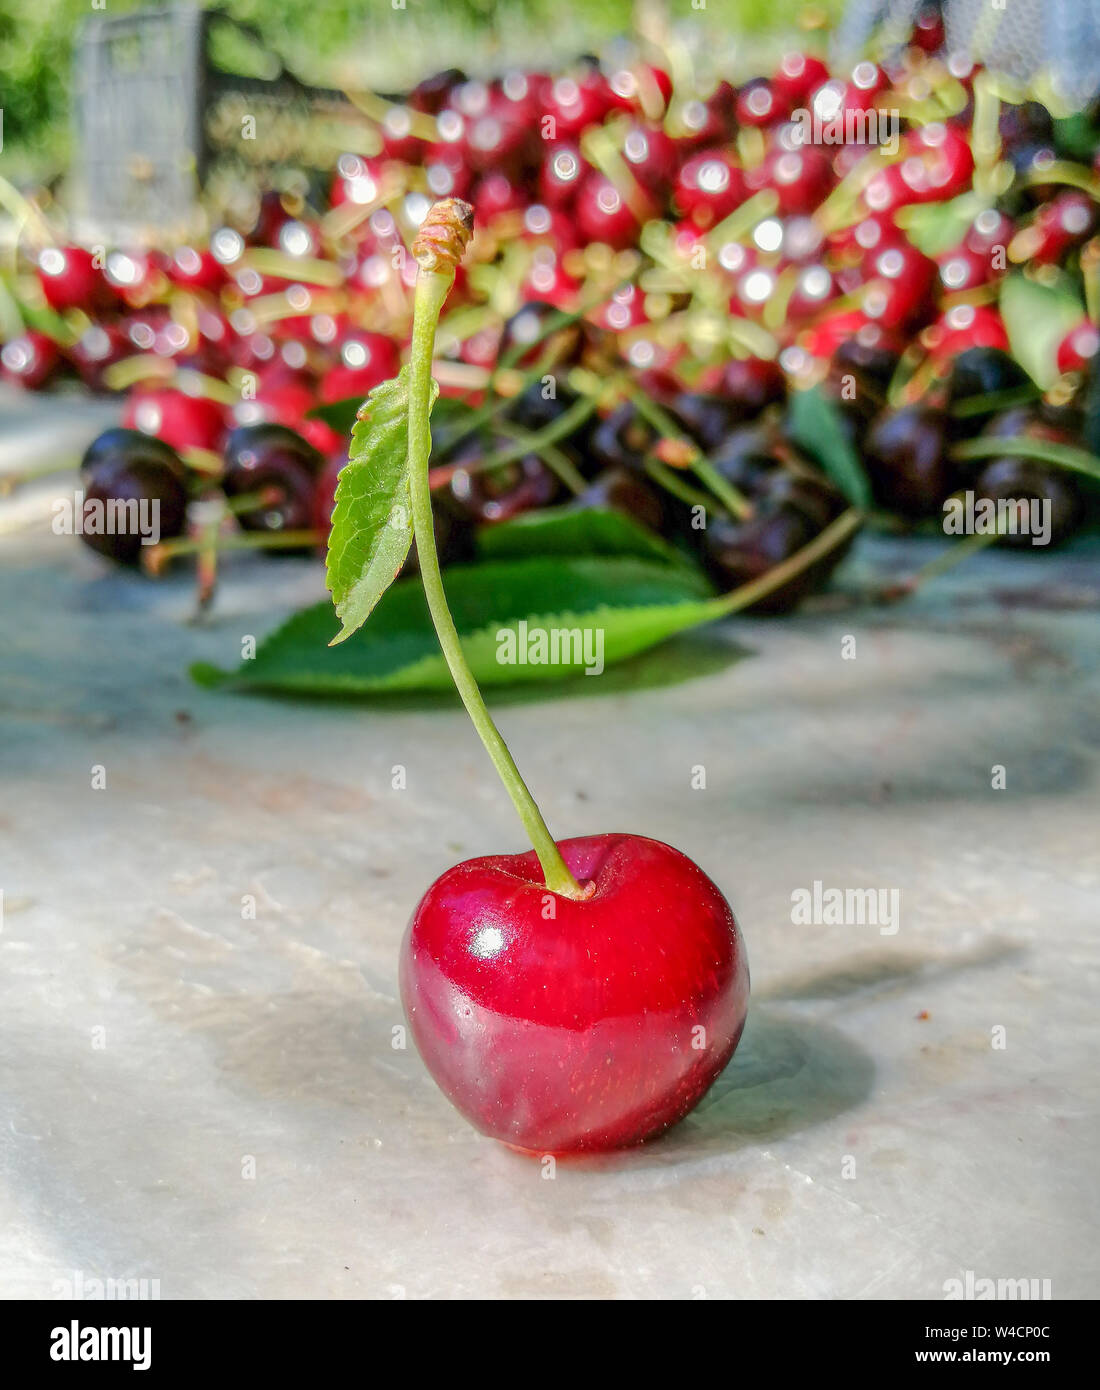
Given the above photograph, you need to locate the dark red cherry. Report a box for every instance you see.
[80,443,188,565]
[865,405,955,517]
[619,123,677,193]
[573,468,666,532]
[973,457,1083,548]
[401,833,749,1153]
[223,424,323,536]
[446,437,561,524]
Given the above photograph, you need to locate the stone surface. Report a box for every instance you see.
[1,452,1098,1298]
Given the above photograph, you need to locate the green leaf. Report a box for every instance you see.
[476,504,695,569]
[192,556,724,696]
[896,193,987,258]
[786,385,872,508]
[324,368,438,646]
[1000,272,1086,389]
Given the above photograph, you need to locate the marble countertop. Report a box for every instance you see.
[1,391,1098,1299]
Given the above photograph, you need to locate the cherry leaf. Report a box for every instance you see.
[324,367,438,646]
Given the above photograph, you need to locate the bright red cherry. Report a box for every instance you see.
[1,330,60,390]
[124,387,228,455]
[735,77,783,128]
[750,145,833,215]
[401,833,750,1153]
[619,122,677,193]
[538,143,589,207]
[36,246,111,312]
[675,150,746,225]
[771,52,830,107]
[1056,320,1100,374]
[320,333,400,404]
[574,172,641,249]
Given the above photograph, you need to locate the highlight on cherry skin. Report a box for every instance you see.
[400,832,750,1154]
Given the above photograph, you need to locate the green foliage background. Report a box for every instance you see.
[0,0,842,176]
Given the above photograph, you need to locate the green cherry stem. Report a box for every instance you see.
[406,201,587,901]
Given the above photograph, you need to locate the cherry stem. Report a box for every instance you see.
[714,508,864,616]
[407,262,587,900]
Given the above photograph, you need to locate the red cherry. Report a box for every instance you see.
[771,52,830,107]
[1018,191,1099,265]
[400,833,749,1153]
[925,304,1010,358]
[619,123,677,193]
[860,241,937,329]
[964,208,1014,257]
[750,145,833,216]
[937,243,1000,293]
[0,329,60,390]
[607,63,672,116]
[320,333,400,404]
[540,71,612,140]
[124,387,228,454]
[574,173,641,249]
[423,142,474,201]
[472,171,527,223]
[538,143,589,207]
[842,61,889,114]
[165,245,226,293]
[65,322,131,391]
[36,246,111,312]
[520,252,581,307]
[735,77,784,128]
[1056,321,1100,374]
[675,150,746,224]
[912,4,946,52]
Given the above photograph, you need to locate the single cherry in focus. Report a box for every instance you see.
[400,833,749,1153]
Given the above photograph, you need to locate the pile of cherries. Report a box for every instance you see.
[4,6,1099,610]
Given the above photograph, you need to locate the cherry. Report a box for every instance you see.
[538,143,589,207]
[574,467,666,532]
[408,68,467,115]
[865,405,955,517]
[65,322,131,392]
[973,457,1083,548]
[223,423,322,535]
[81,427,182,482]
[749,145,833,216]
[319,332,401,403]
[401,833,749,1153]
[735,77,784,128]
[947,346,1030,408]
[771,52,830,107]
[696,481,846,613]
[445,436,561,523]
[79,436,187,564]
[35,246,112,313]
[619,123,677,193]
[0,330,60,390]
[1056,321,1100,375]
[124,387,228,455]
[674,150,745,225]
[574,172,641,250]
